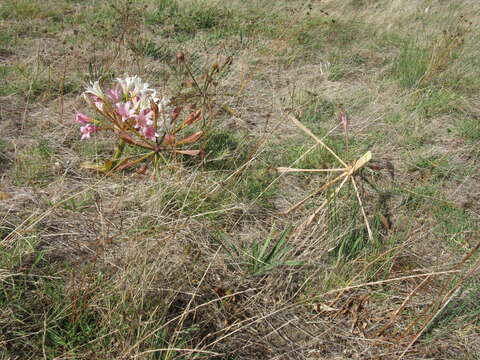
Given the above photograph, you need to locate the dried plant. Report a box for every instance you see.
[278,114,373,239]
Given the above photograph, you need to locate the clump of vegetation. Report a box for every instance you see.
[217,225,302,276]
[393,16,472,90]
[74,75,204,173]
[146,0,232,38]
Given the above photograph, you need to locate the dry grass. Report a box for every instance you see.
[1,0,479,359]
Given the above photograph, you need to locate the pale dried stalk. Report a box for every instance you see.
[325,269,460,296]
[402,240,480,338]
[286,171,348,214]
[124,286,257,357]
[305,174,350,228]
[293,174,350,239]
[288,114,348,167]
[133,348,222,358]
[284,115,373,237]
[398,287,461,359]
[351,176,373,241]
[277,167,345,173]
[375,275,431,337]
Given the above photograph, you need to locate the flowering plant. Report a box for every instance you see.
[74,76,203,172]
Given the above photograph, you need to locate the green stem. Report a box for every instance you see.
[112,139,126,164]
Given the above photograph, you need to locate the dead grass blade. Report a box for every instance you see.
[337,104,349,153]
[283,114,374,240]
[277,167,345,173]
[351,176,373,241]
[375,275,432,337]
[399,242,480,358]
[288,114,347,167]
[132,348,223,358]
[324,269,460,296]
[285,171,348,214]
[301,174,350,230]
[123,284,256,357]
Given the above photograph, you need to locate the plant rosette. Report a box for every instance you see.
[74,76,203,173]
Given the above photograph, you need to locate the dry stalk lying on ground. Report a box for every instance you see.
[278,114,373,239]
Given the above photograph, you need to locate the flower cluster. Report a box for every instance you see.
[74,76,203,172]
[74,76,174,141]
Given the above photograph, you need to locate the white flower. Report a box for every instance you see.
[132,78,152,97]
[117,76,137,96]
[84,81,105,100]
[116,76,155,98]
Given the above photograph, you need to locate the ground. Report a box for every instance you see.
[0,0,479,359]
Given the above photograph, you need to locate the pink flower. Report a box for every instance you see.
[106,86,122,103]
[115,102,135,122]
[140,126,158,141]
[80,124,100,140]
[135,109,153,129]
[88,95,104,111]
[74,112,91,125]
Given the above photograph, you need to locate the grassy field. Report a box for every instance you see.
[1,0,479,359]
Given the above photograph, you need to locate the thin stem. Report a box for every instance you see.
[286,171,348,214]
[351,176,373,241]
[304,173,350,229]
[277,167,345,173]
[289,114,348,167]
[112,139,126,163]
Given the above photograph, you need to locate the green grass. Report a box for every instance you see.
[281,142,343,174]
[296,91,336,125]
[0,263,191,359]
[0,138,11,169]
[73,138,114,161]
[0,29,15,50]
[145,0,233,40]
[433,204,477,250]
[326,183,386,261]
[161,184,231,218]
[61,192,96,212]
[412,87,460,118]
[392,40,429,88]
[0,0,56,20]
[324,19,371,47]
[402,184,440,211]
[216,225,301,276]
[0,226,202,359]
[13,138,55,186]
[235,167,277,203]
[0,62,79,99]
[422,279,480,351]
[0,65,14,96]
[457,116,480,141]
[203,130,247,170]
[409,154,460,181]
[130,38,172,61]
